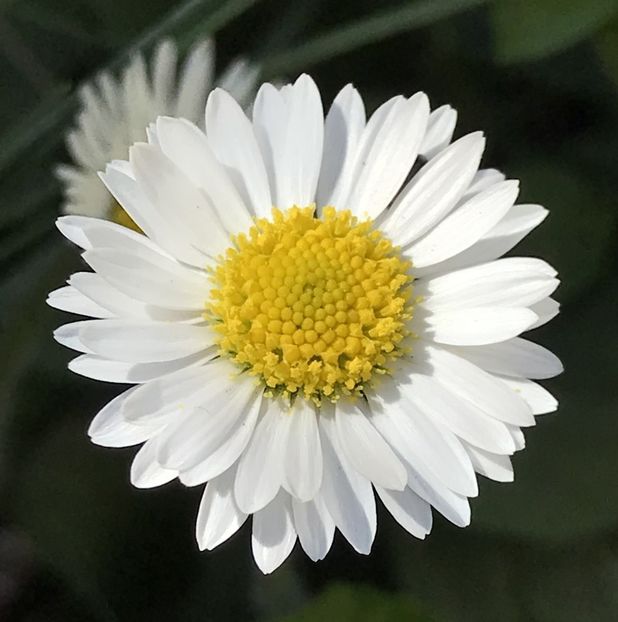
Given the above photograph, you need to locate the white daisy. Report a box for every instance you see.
[48,75,563,574]
[56,38,258,224]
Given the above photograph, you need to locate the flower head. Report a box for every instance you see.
[49,75,562,574]
[56,38,258,222]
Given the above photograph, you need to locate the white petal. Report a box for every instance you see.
[381,132,485,243]
[418,258,559,311]
[404,372,516,454]
[215,59,259,107]
[174,40,214,121]
[98,166,207,268]
[419,104,457,160]
[130,437,178,488]
[460,168,505,201]
[415,204,549,278]
[205,88,272,217]
[151,39,177,110]
[450,338,563,379]
[196,463,248,551]
[334,401,407,490]
[375,485,432,538]
[68,350,211,383]
[234,401,288,514]
[368,388,478,496]
[281,400,322,502]
[403,180,519,266]
[155,370,261,478]
[292,495,335,562]
[318,408,376,554]
[129,143,230,258]
[465,445,514,482]
[344,93,429,219]
[420,344,535,427]
[496,376,558,415]
[155,116,252,234]
[253,75,324,208]
[88,387,157,448]
[252,491,297,574]
[424,307,538,346]
[528,297,560,329]
[47,286,112,318]
[316,83,365,210]
[54,320,94,353]
[78,319,213,363]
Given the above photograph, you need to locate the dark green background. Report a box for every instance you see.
[0,0,617,620]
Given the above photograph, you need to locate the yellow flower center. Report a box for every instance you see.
[208,206,414,403]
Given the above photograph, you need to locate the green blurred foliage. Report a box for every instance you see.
[0,0,617,620]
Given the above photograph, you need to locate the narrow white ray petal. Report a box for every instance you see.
[47,286,112,318]
[375,485,432,538]
[83,247,209,311]
[334,400,407,490]
[368,389,478,496]
[174,40,214,121]
[424,307,538,346]
[419,104,457,160]
[465,445,514,482]
[78,319,213,363]
[381,132,485,243]
[177,387,263,485]
[345,93,429,219]
[99,165,207,267]
[234,401,288,514]
[420,344,535,426]
[215,59,259,106]
[68,350,212,383]
[496,376,558,415]
[405,372,516,454]
[316,83,365,210]
[460,168,506,202]
[205,88,272,217]
[292,495,335,562]
[151,39,177,110]
[528,297,560,329]
[450,338,563,379]
[196,463,248,551]
[414,204,549,278]
[280,400,322,502]
[318,408,376,554]
[252,82,287,201]
[54,320,94,353]
[418,257,559,311]
[155,116,252,234]
[130,437,178,488]
[252,491,297,575]
[121,361,226,425]
[88,387,157,447]
[56,216,94,249]
[403,180,519,266]
[70,272,200,322]
[129,143,230,258]
[507,424,526,451]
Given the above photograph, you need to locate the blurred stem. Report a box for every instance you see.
[261,0,489,76]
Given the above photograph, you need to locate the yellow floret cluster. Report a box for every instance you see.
[208,206,414,403]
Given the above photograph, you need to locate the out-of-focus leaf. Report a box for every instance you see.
[596,17,618,87]
[272,583,437,622]
[262,0,489,76]
[511,158,616,302]
[492,0,618,65]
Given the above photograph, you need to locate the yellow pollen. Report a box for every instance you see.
[207,206,414,403]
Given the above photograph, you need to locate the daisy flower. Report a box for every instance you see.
[48,75,563,574]
[56,38,258,224]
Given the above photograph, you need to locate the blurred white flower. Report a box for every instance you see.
[49,74,562,574]
[56,38,258,224]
